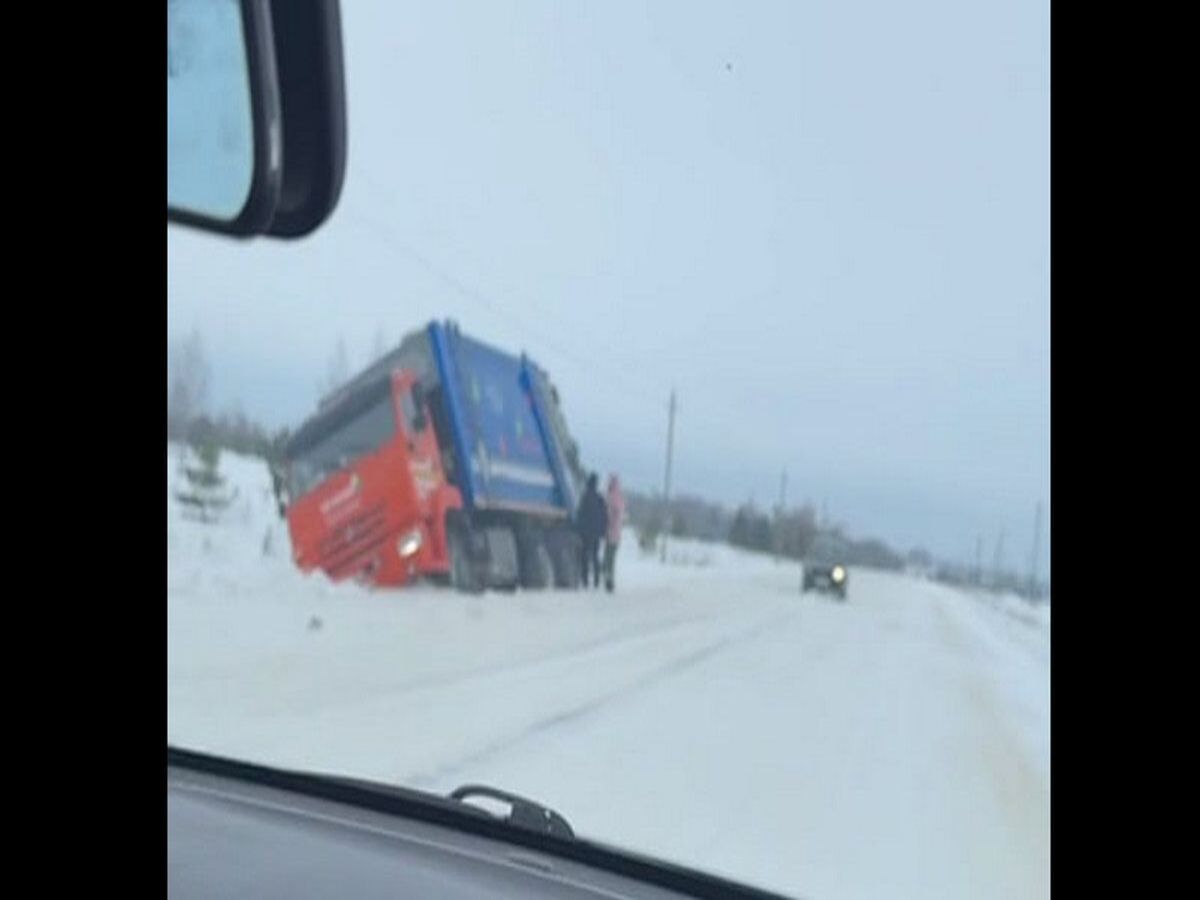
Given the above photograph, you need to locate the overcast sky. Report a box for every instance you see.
[167,0,1049,572]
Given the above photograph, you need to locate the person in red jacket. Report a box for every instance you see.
[603,474,626,593]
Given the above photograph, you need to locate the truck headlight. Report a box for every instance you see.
[397,528,424,559]
[832,565,846,582]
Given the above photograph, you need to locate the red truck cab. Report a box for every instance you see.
[284,370,462,587]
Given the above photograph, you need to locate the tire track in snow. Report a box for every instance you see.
[251,606,743,719]
[382,609,731,697]
[410,607,799,789]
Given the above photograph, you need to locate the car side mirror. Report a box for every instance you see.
[167,0,346,239]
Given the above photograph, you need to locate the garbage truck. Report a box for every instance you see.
[281,321,588,591]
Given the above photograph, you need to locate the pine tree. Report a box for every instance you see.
[175,442,236,523]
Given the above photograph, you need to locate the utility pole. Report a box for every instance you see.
[1029,501,1043,599]
[974,534,983,586]
[992,528,1006,588]
[774,468,788,563]
[660,389,677,563]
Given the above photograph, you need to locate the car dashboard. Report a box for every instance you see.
[167,751,793,900]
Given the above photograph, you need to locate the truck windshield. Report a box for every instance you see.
[288,391,396,497]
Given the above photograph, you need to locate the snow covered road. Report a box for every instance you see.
[442,571,1050,900]
[167,448,1049,899]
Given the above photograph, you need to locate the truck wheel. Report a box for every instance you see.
[447,526,482,594]
[517,531,554,589]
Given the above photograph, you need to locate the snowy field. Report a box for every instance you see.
[168,445,1050,900]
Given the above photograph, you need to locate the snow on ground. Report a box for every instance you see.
[168,445,1050,900]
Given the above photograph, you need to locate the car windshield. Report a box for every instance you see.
[807,536,841,564]
[167,2,1050,898]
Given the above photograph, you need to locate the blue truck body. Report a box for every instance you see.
[316,320,583,522]
[426,321,580,517]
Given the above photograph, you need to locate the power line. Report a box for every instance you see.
[347,168,661,392]
[342,204,666,413]
[992,528,1005,583]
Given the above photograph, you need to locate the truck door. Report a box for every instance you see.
[391,371,458,568]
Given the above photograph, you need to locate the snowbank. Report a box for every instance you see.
[167,443,1049,900]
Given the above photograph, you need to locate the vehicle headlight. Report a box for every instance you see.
[832,565,846,582]
[397,528,424,559]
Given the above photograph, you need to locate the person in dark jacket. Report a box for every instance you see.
[576,473,608,589]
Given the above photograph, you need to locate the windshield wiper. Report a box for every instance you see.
[168,747,573,841]
[315,776,573,838]
[312,776,574,839]
[450,784,575,839]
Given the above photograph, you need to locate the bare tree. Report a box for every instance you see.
[168,328,211,438]
[319,336,350,398]
[369,326,388,365]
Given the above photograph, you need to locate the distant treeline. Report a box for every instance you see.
[168,328,290,462]
[625,491,733,543]
[167,409,288,462]
[624,488,1048,599]
[929,562,1048,601]
[624,489,907,570]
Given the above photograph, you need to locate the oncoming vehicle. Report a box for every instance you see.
[802,535,849,600]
